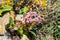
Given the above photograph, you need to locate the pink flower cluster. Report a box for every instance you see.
[22,12,45,24]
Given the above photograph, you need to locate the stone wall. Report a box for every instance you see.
[0,12,11,40]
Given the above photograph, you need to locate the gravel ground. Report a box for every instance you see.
[0,36,11,40]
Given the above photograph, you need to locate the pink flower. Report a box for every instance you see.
[33,17,40,23]
[25,13,31,18]
[22,19,25,24]
[25,18,30,23]
[29,18,33,23]
[22,11,45,24]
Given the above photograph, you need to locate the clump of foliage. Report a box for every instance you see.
[5,0,60,40]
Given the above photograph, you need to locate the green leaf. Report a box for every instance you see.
[5,24,10,30]
[19,7,28,14]
[30,31,36,37]
[9,17,14,26]
[5,17,14,30]
[19,9,23,14]
[14,27,18,30]
[57,21,60,25]
[58,25,60,28]
[0,5,12,15]
[41,35,47,40]
[18,29,23,35]
[32,23,42,30]
[0,10,3,15]
[22,7,28,13]
[2,6,12,11]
